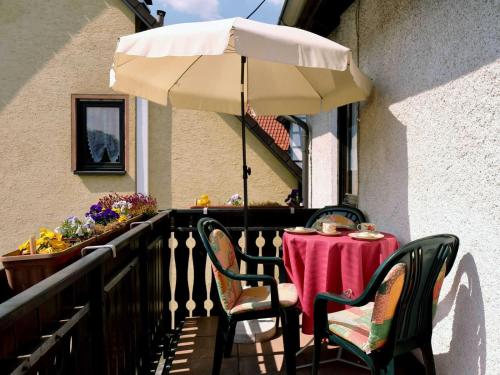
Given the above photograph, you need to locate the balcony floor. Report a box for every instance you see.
[168,317,424,375]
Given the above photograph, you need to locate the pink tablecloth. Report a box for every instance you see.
[282,231,399,334]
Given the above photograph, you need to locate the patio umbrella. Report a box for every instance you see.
[110,17,372,240]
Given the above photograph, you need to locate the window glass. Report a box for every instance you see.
[86,107,121,163]
[289,123,303,168]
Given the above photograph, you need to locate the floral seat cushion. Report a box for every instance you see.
[432,263,447,319]
[312,214,355,231]
[208,229,243,312]
[230,283,298,315]
[328,303,373,349]
[328,263,406,353]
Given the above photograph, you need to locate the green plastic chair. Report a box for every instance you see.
[305,205,367,230]
[197,217,300,375]
[312,234,459,375]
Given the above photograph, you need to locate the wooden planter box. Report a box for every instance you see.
[0,216,143,294]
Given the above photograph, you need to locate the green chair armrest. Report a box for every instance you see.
[238,252,287,283]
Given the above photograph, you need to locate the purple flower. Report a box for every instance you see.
[85,203,119,225]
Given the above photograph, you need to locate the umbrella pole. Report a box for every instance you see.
[240,56,249,251]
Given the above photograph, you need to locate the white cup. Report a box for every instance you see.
[357,223,376,232]
[322,222,337,234]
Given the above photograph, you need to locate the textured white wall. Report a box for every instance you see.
[329,0,499,374]
[308,110,339,208]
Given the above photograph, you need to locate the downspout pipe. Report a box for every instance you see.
[136,97,149,194]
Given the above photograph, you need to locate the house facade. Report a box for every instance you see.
[282,0,498,373]
[0,0,298,255]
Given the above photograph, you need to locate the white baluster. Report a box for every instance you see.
[238,231,247,276]
[204,255,214,316]
[273,231,283,281]
[256,231,265,285]
[186,233,196,318]
[168,232,178,330]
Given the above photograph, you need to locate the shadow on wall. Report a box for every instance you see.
[148,102,173,208]
[359,89,411,243]
[434,253,486,375]
[0,0,108,111]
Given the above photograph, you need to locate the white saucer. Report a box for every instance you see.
[316,230,343,236]
[332,223,354,229]
[284,227,316,234]
[348,232,384,240]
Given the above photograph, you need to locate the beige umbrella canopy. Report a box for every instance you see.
[110,17,372,233]
[111,17,371,115]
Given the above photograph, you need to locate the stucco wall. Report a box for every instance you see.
[149,104,298,209]
[328,0,499,373]
[0,0,136,255]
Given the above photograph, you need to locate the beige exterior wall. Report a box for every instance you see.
[328,0,498,373]
[149,104,298,209]
[0,0,136,255]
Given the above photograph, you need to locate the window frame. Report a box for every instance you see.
[71,94,129,175]
[338,103,358,205]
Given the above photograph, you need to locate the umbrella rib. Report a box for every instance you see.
[169,55,203,91]
[296,67,325,102]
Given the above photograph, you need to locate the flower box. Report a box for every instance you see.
[0,216,143,294]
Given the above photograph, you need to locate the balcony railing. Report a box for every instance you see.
[0,207,315,374]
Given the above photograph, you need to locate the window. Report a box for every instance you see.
[338,104,358,206]
[289,123,303,168]
[72,95,128,174]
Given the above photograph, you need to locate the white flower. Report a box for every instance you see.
[226,193,242,206]
[67,216,78,226]
[113,200,131,214]
[84,217,95,229]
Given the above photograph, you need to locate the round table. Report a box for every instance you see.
[282,231,399,334]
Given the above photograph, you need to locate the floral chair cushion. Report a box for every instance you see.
[328,263,406,353]
[312,214,355,231]
[367,262,406,352]
[230,283,298,315]
[432,263,447,319]
[328,303,373,350]
[208,229,243,313]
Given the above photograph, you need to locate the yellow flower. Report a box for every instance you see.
[196,194,210,206]
[36,237,47,248]
[39,228,56,240]
[50,238,69,251]
[18,240,30,252]
[118,215,128,223]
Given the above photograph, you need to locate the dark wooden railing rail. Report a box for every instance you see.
[0,208,316,374]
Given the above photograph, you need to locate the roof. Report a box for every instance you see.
[253,115,290,151]
[121,0,162,30]
[279,0,354,37]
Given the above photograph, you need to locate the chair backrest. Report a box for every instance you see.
[305,205,367,229]
[197,218,243,313]
[367,234,459,355]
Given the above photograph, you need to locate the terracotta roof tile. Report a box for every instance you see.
[251,115,290,151]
